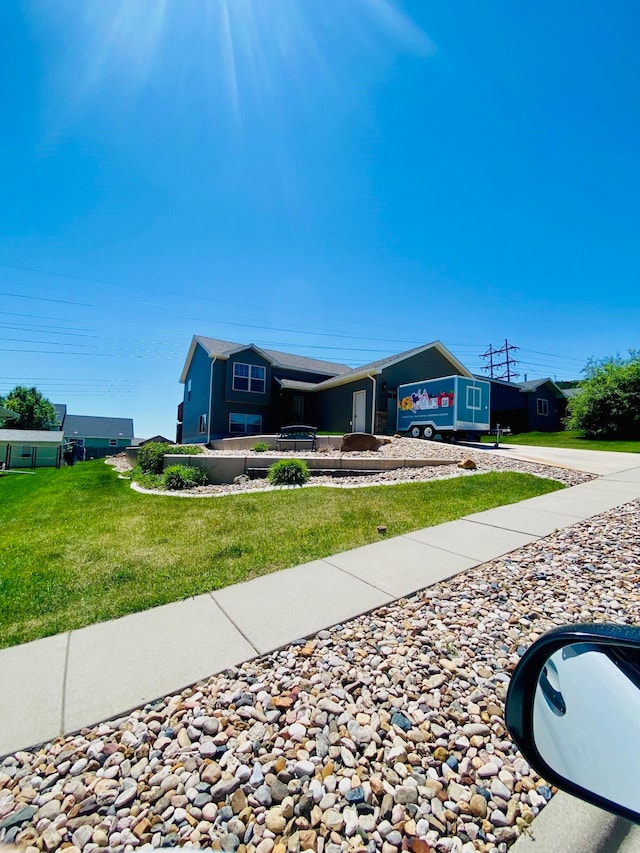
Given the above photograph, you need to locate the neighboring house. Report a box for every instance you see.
[53,404,67,428]
[0,428,64,469]
[481,377,568,432]
[179,335,473,442]
[62,414,134,457]
[0,405,18,425]
[133,435,175,446]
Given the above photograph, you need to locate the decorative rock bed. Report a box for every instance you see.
[118,437,594,496]
[1,500,639,853]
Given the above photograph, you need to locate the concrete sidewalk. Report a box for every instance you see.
[2,450,640,759]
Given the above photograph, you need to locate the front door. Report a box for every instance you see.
[352,390,367,432]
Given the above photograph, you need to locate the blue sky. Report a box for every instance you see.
[1,0,638,438]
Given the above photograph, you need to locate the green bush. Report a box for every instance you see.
[252,442,270,453]
[138,442,203,474]
[138,442,171,474]
[267,458,310,486]
[566,351,640,439]
[162,465,208,490]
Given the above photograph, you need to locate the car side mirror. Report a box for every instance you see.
[505,623,640,824]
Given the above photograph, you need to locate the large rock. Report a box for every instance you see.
[458,457,477,470]
[340,433,382,452]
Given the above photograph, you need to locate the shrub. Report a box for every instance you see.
[267,458,310,486]
[138,442,171,474]
[566,351,640,439]
[162,465,208,490]
[252,442,270,453]
[138,442,203,474]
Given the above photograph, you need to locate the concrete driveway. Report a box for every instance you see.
[474,441,640,475]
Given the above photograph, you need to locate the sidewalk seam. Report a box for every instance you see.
[60,631,72,735]
[322,547,462,598]
[208,594,260,657]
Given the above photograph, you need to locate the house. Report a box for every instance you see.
[179,335,473,442]
[482,376,568,432]
[0,405,18,425]
[0,428,64,469]
[53,404,67,428]
[61,414,135,458]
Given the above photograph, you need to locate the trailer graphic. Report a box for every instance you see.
[397,375,491,440]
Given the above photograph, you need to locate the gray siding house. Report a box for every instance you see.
[179,336,472,442]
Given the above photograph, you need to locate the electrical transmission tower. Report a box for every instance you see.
[481,339,520,381]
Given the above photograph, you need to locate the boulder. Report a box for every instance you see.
[340,433,382,452]
[457,458,477,470]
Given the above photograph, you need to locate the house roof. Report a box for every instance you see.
[275,378,322,391]
[475,375,566,397]
[0,429,64,444]
[53,403,67,425]
[63,415,134,440]
[518,378,565,397]
[307,341,473,391]
[180,335,352,383]
[0,405,18,420]
[562,386,582,399]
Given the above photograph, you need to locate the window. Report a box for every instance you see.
[466,386,482,410]
[537,398,549,416]
[233,362,266,393]
[109,439,118,447]
[199,414,207,433]
[20,445,32,458]
[229,413,262,434]
[187,379,192,401]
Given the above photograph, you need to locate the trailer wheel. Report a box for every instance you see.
[423,425,436,440]
[410,426,421,439]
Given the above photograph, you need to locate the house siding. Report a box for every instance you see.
[316,378,372,433]
[182,341,216,443]
[526,386,566,431]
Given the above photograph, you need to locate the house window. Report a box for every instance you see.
[229,413,262,434]
[20,445,32,458]
[466,386,482,410]
[187,379,192,401]
[199,414,207,433]
[232,362,266,393]
[537,398,549,416]
[109,439,118,447]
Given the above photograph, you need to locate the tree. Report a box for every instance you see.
[566,351,640,439]
[0,386,58,430]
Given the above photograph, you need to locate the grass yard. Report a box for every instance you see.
[481,430,640,453]
[0,460,563,649]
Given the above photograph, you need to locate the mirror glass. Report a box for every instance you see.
[532,642,640,814]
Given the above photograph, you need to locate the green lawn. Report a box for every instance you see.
[0,461,563,649]
[481,430,640,453]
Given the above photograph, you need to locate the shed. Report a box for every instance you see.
[0,429,64,469]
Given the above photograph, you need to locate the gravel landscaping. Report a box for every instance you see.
[117,437,595,495]
[1,487,638,852]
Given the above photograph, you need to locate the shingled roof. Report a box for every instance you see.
[180,335,352,383]
[63,415,134,440]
